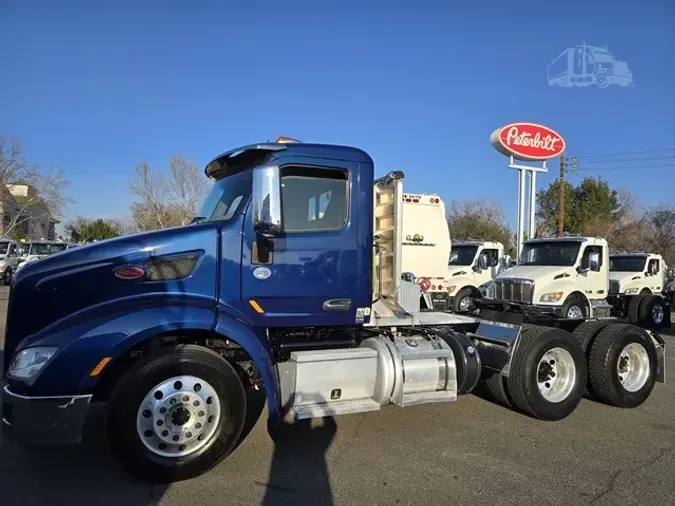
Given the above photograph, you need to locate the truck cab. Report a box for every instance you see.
[485,236,609,319]
[0,238,21,285]
[442,240,509,313]
[608,252,670,328]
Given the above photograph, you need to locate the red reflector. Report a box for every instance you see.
[413,199,419,203]
[114,266,146,280]
[435,198,439,203]
[438,285,443,290]
[405,198,411,202]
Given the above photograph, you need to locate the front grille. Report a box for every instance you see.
[609,280,620,294]
[494,279,534,304]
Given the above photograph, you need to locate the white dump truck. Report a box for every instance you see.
[608,252,671,328]
[481,236,670,329]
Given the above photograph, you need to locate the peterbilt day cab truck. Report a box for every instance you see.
[608,252,670,328]
[481,236,671,329]
[442,240,510,313]
[2,141,666,484]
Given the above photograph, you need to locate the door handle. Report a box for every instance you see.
[323,299,352,311]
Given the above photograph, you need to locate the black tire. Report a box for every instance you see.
[572,320,612,398]
[3,268,12,286]
[107,344,247,483]
[627,296,642,324]
[637,295,668,330]
[485,372,513,408]
[452,287,474,313]
[587,324,657,408]
[561,294,587,319]
[506,324,586,421]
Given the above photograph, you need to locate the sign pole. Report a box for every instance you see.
[509,157,548,259]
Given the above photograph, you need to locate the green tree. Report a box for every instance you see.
[536,176,629,237]
[447,197,515,255]
[66,217,121,242]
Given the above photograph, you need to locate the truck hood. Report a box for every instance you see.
[609,271,644,284]
[447,265,474,277]
[4,221,229,370]
[495,265,573,282]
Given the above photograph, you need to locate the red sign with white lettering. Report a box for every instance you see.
[490,122,565,161]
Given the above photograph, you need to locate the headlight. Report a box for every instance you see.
[540,292,564,303]
[7,346,58,383]
[624,287,639,294]
[446,285,457,294]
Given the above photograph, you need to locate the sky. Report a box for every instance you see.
[2,0,674,234]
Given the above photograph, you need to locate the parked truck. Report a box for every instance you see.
[481,236,671,329]
[440,240,511,313]
[608,252,670,328]
[2,140,666,484]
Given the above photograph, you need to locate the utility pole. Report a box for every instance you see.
[557,153,567,237]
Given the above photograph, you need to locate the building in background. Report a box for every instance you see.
[0,183,58,240]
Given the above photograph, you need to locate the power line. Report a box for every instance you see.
[574,148,675,159]
[577,163,675,172]
[578,155,675,164]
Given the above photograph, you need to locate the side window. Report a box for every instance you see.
[9,244,15,256]
[281,166,348,233]
[482,249,499,267]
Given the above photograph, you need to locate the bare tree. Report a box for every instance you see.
[129,154,210,231]
[0,134,72,238]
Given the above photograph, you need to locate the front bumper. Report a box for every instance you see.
[479,298,564,317]
[2,385,92,446]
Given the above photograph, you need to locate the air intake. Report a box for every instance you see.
[144,252,200,281]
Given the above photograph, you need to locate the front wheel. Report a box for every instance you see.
[107,344,247,483]
[452,288,475,313]
[638,295,668,329]
[506,325,586,421]
[587,324,657,408]
[561,295,587,319]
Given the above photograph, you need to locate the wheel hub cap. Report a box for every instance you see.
[136,375,221,458]
[537,347,576,403]
[652,305,664,324]
[617,343,650,392]
[567,305,583,319]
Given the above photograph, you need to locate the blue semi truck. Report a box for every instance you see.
[2,139,667,483]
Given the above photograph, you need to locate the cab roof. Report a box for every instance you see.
[205,142,373,180]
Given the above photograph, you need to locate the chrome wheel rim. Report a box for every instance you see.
[136,375,221,458]
[459,296,472,311]
[567,305,584,319]
[617,343,650,392]
[537,347,577,403]
[652,304,664,324]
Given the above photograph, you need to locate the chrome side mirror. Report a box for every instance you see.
[477,254,488,271]
[252,165,283,236]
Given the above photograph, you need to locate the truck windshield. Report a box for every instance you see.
[610,256,646,272]
[519,241,581,267]
[0,242,8,255]
[449,245,478,266]
[197,170,253,223]
[29,243,68,255]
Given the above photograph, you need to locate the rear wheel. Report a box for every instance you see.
[485,372,513,408]
[107,344,247,483]
[587,324,657,408]
[506,325,586,420]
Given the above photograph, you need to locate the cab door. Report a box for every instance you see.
[241,157,363,328]
[578,243,606,299]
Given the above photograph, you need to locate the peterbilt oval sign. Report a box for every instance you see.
[490,122,565,161]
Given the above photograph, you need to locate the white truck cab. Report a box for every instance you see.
[443,241,510,312]
[609,253,667,296]
[486,236,610,319]
[483,236,670,329]
[0,238,21,285]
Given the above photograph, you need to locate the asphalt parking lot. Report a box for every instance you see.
[1,286,673,506]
